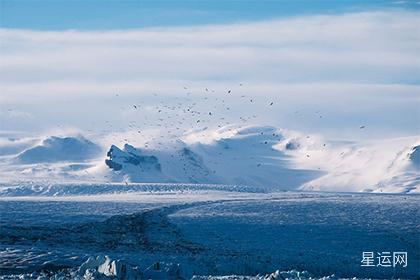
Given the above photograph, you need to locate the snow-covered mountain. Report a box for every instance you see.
[0,125,418,193]
[15,136,102,164]
[100,126,419,193]
[102,142,222,184]
[370,144,419,193]
[296,137,420,193]
[104,144,167,183]
[102,126,320,189]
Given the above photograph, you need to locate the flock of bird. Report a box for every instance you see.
[89,83,369,156]
[36,81,368,155]
[99,85,368,175]
[106,85,265,146]
[5,83,367,183]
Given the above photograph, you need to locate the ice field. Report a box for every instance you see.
[0,185,418,279]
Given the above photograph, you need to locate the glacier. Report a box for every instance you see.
[0,190,418,279]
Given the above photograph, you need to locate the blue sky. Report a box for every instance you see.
[1,0,419,30]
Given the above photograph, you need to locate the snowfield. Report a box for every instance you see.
[0,187,418,279]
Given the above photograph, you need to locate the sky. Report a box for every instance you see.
[2,0,420,30]
[0,0,419,141]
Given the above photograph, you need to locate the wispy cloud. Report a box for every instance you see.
[1,11,419,91]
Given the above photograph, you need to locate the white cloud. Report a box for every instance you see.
[0,11,419,138]
[1,11,419,91]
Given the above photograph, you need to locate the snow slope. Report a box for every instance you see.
[291,137,420,193]
[103,143,218,184]
[101,125,419,193]
[0,137,37,157]
[102,126,320,189]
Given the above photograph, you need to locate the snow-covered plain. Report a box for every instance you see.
[0,187,419,279]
